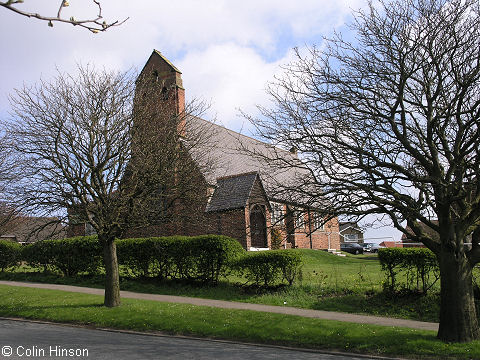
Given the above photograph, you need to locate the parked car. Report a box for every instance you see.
[360,243,384,253]
[340,243,364,255]
[368,244,384,253]
[362,243,372,251]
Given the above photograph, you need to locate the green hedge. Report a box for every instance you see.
[233,250,303,287]
[116,237,166,278]
[22,236,102,276]
[16,234,243,283]
[0,240,22,272]
[190,235,245,283]
[9,234,302,288]
[117,235,245,284]
[378,248,439,294]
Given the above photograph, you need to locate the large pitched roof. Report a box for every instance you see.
[1,217,65,243]
[401,221,439,242]
[186,116,322,208]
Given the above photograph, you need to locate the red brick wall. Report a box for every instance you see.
[209,209,248,249]
[271,208,340,250]
[135,51,186,137]
[123,208,249,249]
[71,207,339,251]
[67,223,85,238]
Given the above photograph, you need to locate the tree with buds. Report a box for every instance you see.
[0,0,127,33]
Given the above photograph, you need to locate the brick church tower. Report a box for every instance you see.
[135,50,186,136]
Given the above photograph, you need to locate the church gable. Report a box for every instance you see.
[205,172,259,212]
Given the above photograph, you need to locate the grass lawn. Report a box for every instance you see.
[0,284,478,360]
[0,249,443,322]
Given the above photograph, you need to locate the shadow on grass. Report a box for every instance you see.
[0,271,105,288]
[0,269,445,323]
[350,255,380,261]
[311,291,440,322]
[1,303,104,311]
[0,271,254,303]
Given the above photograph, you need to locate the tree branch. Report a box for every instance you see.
[0,0,128,33]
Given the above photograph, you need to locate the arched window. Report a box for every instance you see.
[161,86,168,100]
[152,70,159,82]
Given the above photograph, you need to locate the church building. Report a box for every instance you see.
[71,50,340,251]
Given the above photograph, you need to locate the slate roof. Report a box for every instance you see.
[1,217,65,243]
[339,221,364,233]
[186,116,322,208]
[205,172,259,212]
[401,221,439,242]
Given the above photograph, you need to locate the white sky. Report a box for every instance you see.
[0,0,402,242]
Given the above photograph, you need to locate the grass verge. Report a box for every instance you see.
[0,284,478,359]
[0,249,441,322]
[0,270,441,322]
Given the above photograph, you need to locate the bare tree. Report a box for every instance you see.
[0,0,127,33]
[0,134,19,236]
[248,0,480,343]
[125,71,215,237]
[7,65,211,307]
[0,204,17,236]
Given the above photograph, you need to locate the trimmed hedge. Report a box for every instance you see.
[378,248,439,294]
[117,235,245,284]
[234,250,303,287]
[22,236,102,276]
[190,235,245,283]
[116,237,165,278]
[9,234,302,288]
[0,240,22,272]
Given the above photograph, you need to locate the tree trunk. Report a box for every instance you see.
[437,251,479,342]
[102,238,121,307]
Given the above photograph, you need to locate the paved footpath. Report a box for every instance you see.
[0,280,438,331]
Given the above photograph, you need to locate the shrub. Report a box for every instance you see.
[270,228,283,250]
[117,235,245,285]
[22,240,52,272]
[168,237,196,280]
[189,235,245,284]
[23,236,101,276]
[117,237,168,278]
[378,247,439,294]
[0,240,22,272]
[378,248,404,292]
[401,248,439,293]
[234,250,303,287]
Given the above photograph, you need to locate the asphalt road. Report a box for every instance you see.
[0,319,380,360]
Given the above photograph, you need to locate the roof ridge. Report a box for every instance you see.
[137,50,182,82]
[216,171,258,181]
[152,49,182,73]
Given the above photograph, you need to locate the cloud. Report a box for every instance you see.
[110,0,364,55]
[0,0,366,121]
[176,43,297,131]
[0,0,366,117]
[1,0,405,240]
